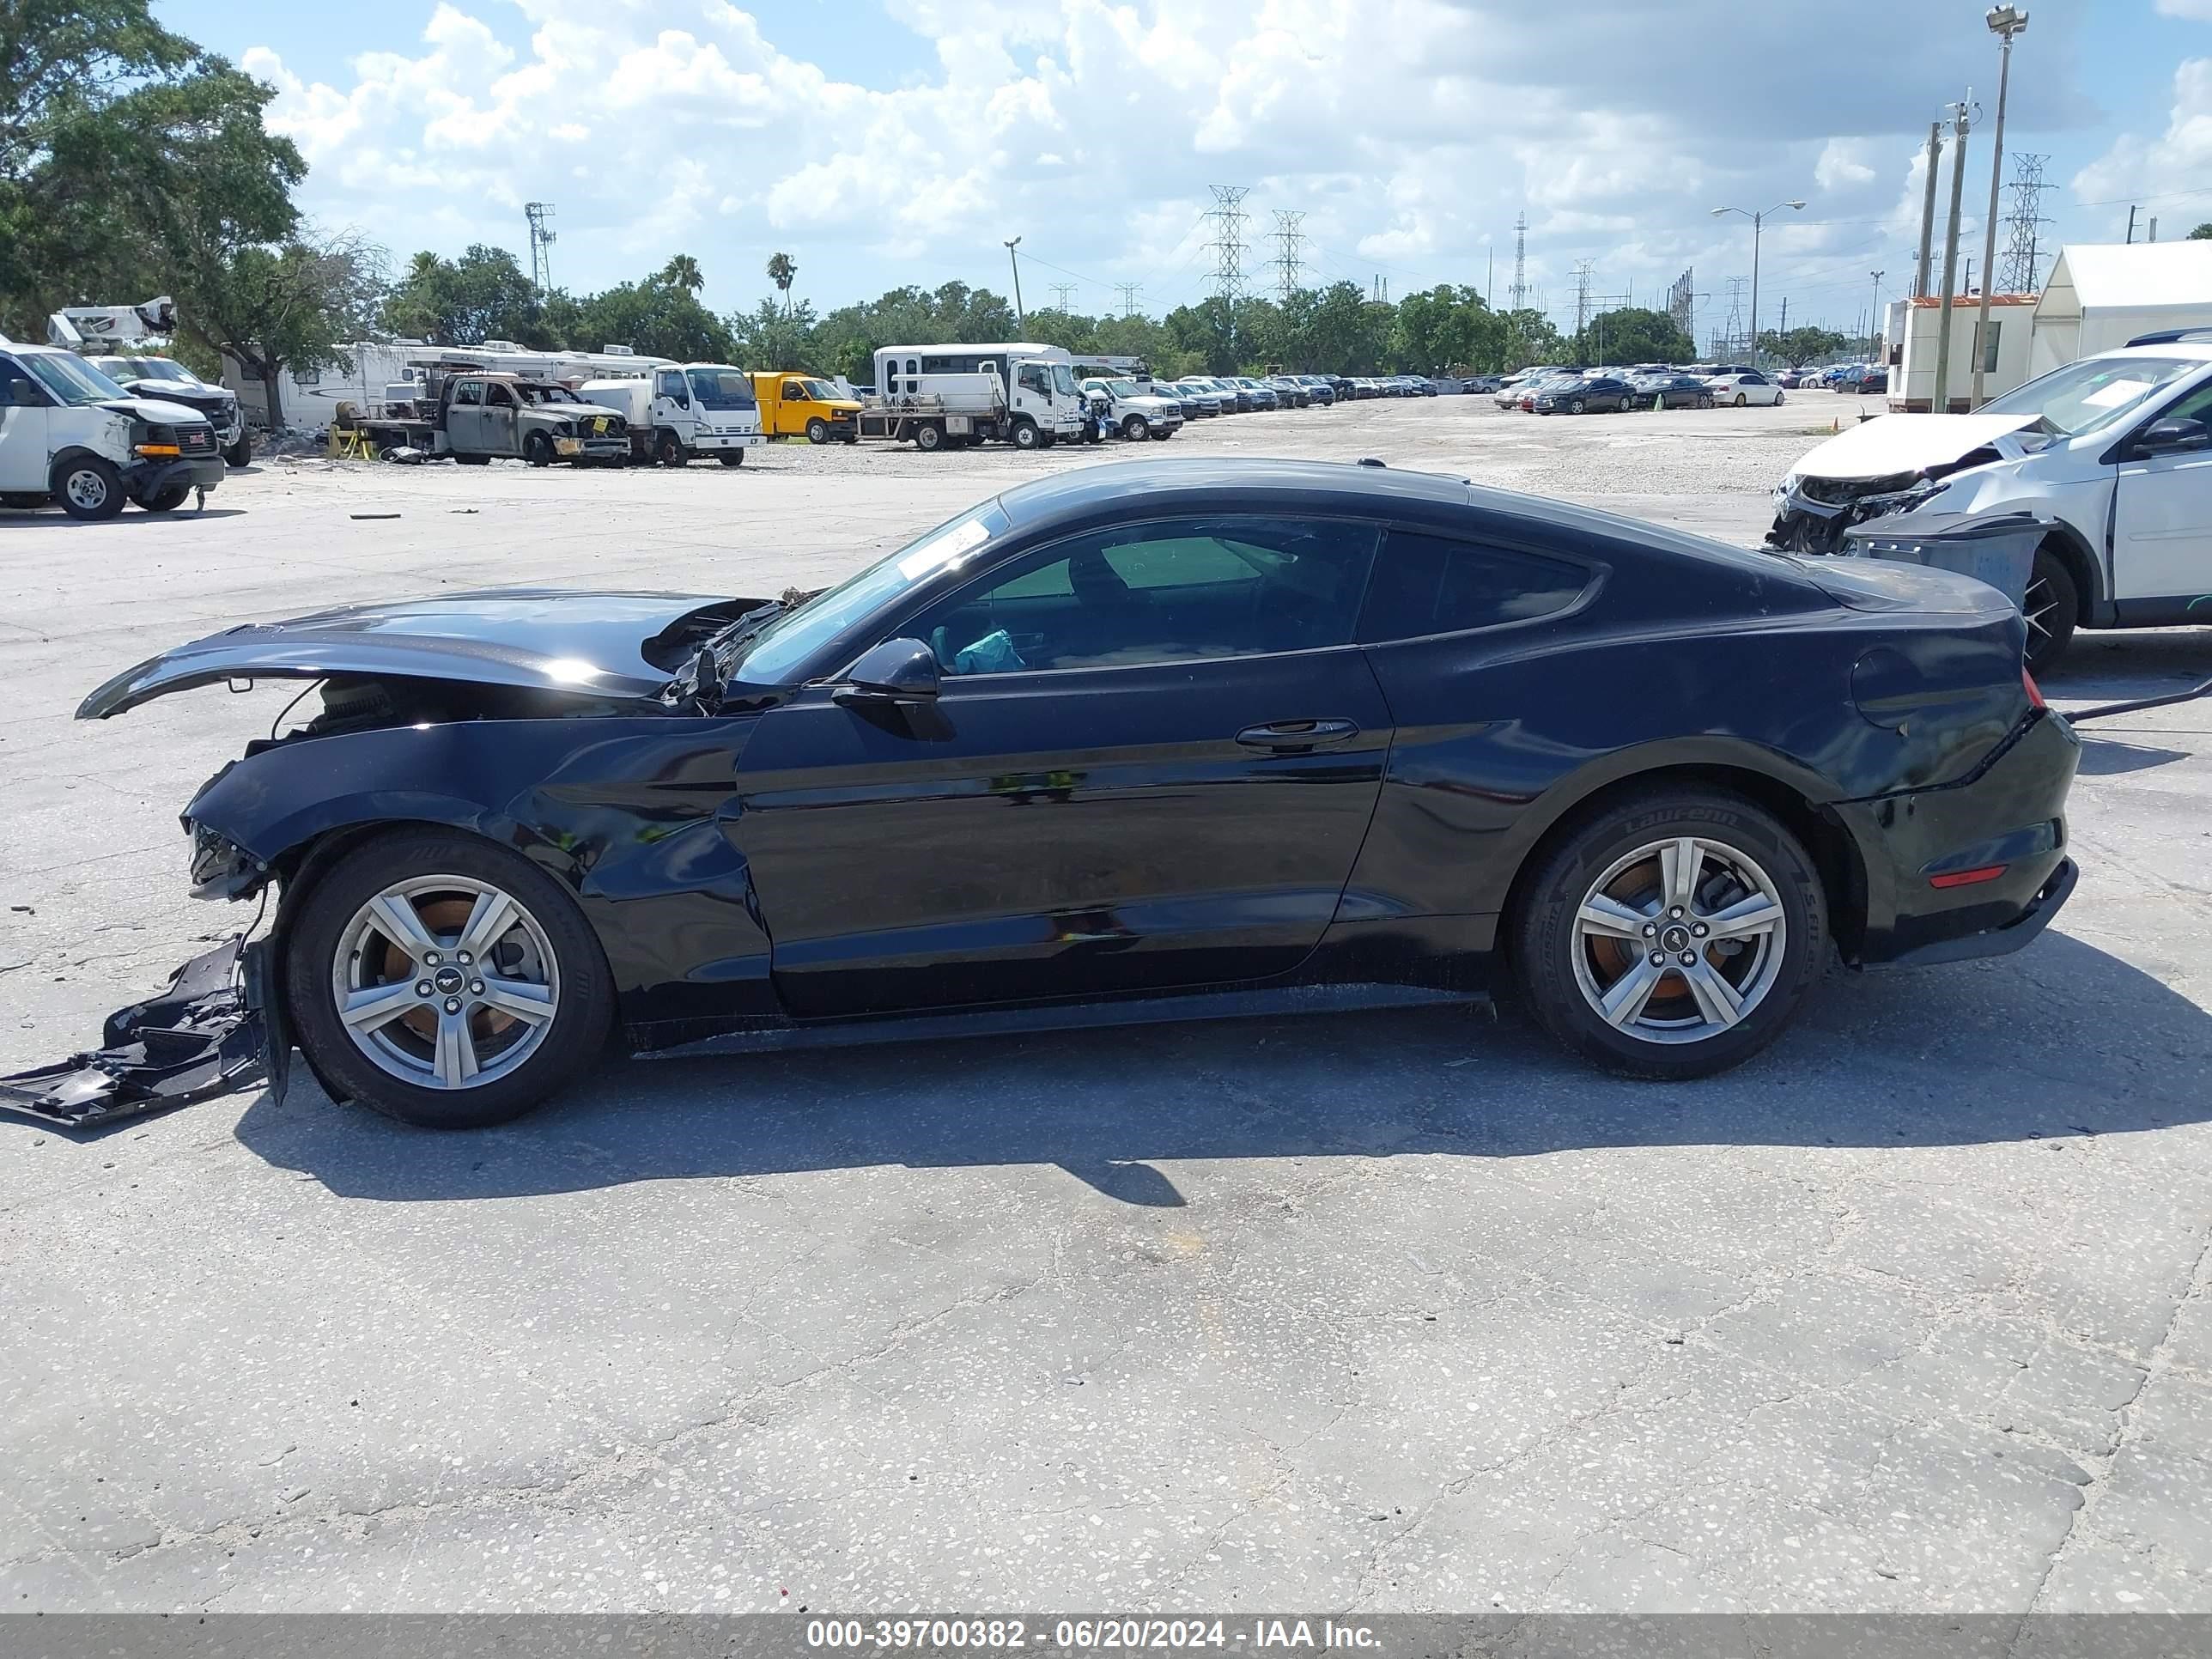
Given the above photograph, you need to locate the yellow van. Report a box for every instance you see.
[751,373,862,443]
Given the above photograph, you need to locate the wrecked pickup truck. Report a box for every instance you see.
[364,369,629,466]
[1769,342,2212,672]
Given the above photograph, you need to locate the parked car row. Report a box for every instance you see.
[1492,362,1800,415]
[1780,363,1892,393]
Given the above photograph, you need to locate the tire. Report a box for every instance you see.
[283,830,614,1129]
[224,433,252,468]
[135,484,191,513]
[52,456,125,520]
[1698,395,1713,409]
[455,453,491,466]
[719,453,745,466]
[524,432,555,468]
[2023,546,2081,675]
[805,418,830,445]
[1011,420,1041,450]
[653,430,684,467]
[1775,392,1786,406]
[1121,414,1150,441]
[1513,788,1826,1080]
[1568,398,1585,415]
[1734,392,1748,406]
[914,421,945,453]
[1151,426,1175,440]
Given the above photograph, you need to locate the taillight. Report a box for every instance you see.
[2022,665,2046,710]
[1930,865,2008,889]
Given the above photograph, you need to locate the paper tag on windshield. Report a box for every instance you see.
[898,517,992,580]
[2081,380,2153,409]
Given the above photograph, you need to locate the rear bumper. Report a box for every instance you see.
[1835,710,2081,966]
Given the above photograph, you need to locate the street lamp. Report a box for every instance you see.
[1711,199,1806,365]
[1972,5,2028,406]
[1005,236,1025,330]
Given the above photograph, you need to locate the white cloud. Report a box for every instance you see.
[237,0,2065,331]
[2156,0,2212,19]
[2073,58,2212,231]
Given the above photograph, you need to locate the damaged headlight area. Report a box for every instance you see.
[1770,471,1949,555]
[189,820,270,901]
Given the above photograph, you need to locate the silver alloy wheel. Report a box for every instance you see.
[1569,835,1788,1044]
[2023,574,2059,651]
[64,467,110,511]
[331,873,561,1090]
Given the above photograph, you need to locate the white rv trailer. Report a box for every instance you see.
[222,340,672,430]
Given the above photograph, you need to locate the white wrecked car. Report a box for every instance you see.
[1770,341,2212,670]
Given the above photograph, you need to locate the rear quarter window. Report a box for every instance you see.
[1358,531,1590,642]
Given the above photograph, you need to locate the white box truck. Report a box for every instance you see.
[579,363,766,466]
[860,343,1085,450]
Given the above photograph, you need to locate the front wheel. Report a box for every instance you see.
[283,830,614,1129]
[1011,420,1041,450]
[1514,790,1826,1079]
[1121,414,1150,441]
[2024,546,2081,675]
[1568,398,1585,414]
[524,432,555,468]
[1698,395,1714,409]
[52,456,125,520]
[805,418,830,445]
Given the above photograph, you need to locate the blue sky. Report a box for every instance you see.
[154,0,2212,343]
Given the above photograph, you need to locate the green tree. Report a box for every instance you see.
[657,253,703,294]
[766,251,797,316]
[1756,325,1848,368]
[380,245,553,347]
[730,295,818,369]
[188,226,386,425]
[1497,307,1566,369]
[1577,306,1696,367]
[1,0,306,338]
[1394,285,1506,374]
[568,273,735,362]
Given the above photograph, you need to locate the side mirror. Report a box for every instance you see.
[2136,416,2209,457]
[836,637,939,704]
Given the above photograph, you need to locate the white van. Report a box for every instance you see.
[0,340,225,519]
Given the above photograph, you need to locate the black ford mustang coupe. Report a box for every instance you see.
[62,459,2079,1128]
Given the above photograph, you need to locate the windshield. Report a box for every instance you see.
[1979,354,2202,438]
[127,357,198,383]
[517,384,581,404]
[23,352,130,407]
[801,378,840,401]
[1050,363,1079,397]
[688,368,757,409]
[1106,378,1139,395]
[736,500,1016,685]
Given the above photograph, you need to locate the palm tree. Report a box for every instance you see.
[659,253,704,293]
[767,252,798,317]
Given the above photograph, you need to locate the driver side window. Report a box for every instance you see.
[906,517,1379,678]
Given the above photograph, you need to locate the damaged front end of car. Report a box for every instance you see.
[1766,413,2045,555]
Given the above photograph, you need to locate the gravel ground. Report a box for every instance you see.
[3,392,2210,1618]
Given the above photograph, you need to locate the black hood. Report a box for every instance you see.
[79,588,760,719]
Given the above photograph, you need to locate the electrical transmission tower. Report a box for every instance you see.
[1666,268,1696,344]
[1720,276,1747,357]
[1571,260,1595,343]
[1998,154,2053,294]
[524,202,556,291]
[1115,283,1142,319]
[1509,212,1528,311]
[1206,185,1250,303]
[1048,283,1077,314]
[1273,210,1305,301]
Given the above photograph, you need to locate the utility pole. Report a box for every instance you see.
[1510,212,1528,311]
[1572,260,1594,359]
[1869,269,1886,357]
[1273,210,1305,301]
[524,202,556,292]
[2127,205,2138,245]
[1206,185,1249,303]
[1932,94,1973,416]
[1115,283,1142,319]
[1004,236,1024,328]
[1972,5,2027,408]
[1914,122,1942,298]
[1486,246,1494,307]
[1048,283,1076,314]
[1999,155,2051,291]
[1779,296,1790,336]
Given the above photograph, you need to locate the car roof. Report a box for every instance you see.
[2095,342,2212,363]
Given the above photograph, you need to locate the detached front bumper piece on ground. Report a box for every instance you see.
[0,939,268,1128]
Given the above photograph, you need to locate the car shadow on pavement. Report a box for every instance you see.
[2075,737,2191,775]
[231,929,2212,1206]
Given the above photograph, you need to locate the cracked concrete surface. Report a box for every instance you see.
[1,397,2209,1613]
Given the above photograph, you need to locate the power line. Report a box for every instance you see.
[1206,185,1249,303]
[1273,210,1305,301]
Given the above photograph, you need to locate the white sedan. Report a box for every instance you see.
[1705,371,1785,407]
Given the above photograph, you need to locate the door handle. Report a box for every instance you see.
[1236,718,1360,750]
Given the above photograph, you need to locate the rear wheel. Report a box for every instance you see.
[914,421,945,453]
[224,433,253,468]
[653,430,684,467]
[135,483,191,513]
[1514,790,1826,1079]
[284,830,613,1128]
[455,453,490,465]
[52,456,125,520]
[2024,546,2080,675]
[1734,392,1748,406]
[718,452,745,466]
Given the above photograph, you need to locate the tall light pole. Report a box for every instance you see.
[1972,6,2028,407]
[1932,95,1973,414]
[1005,236,1024,331]
[1869,269,1887,358]
[1711,199,1806,364]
